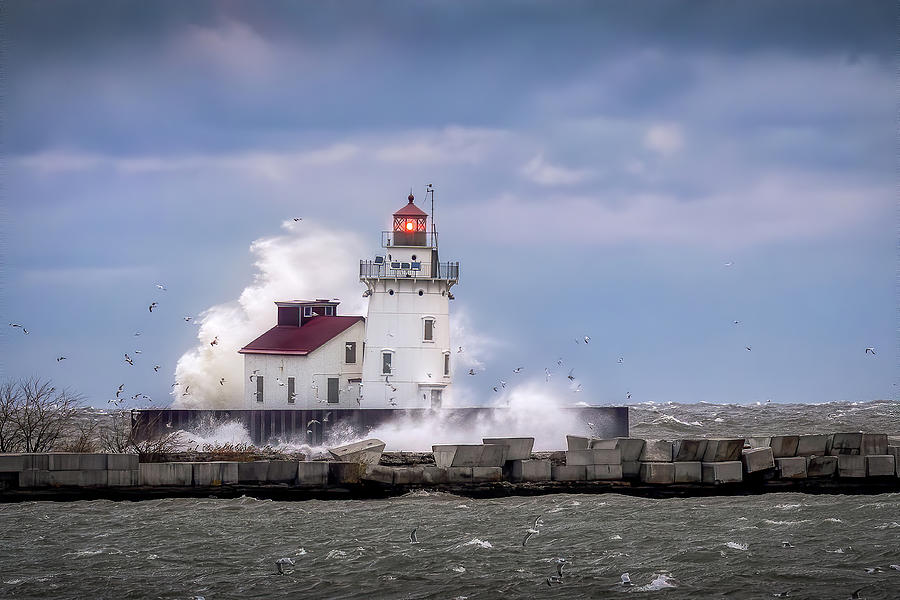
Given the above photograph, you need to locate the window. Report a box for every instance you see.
[345,341,357,364]
[325,305,334,316]
[287,377,295,404]
[303,306,313,317]
[424,318,434,341]
[256,376,264,403]
[444,353,450,376]
[327,378,339,404]
[382,352,392,375]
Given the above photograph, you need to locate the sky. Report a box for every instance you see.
[2,1,895,409]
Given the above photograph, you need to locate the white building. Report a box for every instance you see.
[239,193,459,409]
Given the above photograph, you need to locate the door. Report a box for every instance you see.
[430,388,442,409]
[327,377,340,404]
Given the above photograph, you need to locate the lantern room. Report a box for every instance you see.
[392,193,429,246]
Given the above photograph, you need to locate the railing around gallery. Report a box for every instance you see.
[359,260,459,281]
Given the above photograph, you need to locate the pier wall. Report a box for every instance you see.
[2,432,897,501]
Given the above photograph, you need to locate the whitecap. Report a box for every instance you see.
[634,573,679,591]
[824,518,843,523]
[763,519,811,526]
[295,548,308,556]
[874,522,899,529]
[610,534,623,540]
[774,504,801,510]
[725,542,748,551]
[325,549,348,560]
[462,538,493,549]
[451,566,466,573]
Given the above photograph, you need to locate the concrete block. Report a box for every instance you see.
[42,470,108,487]
[769,436,799,458]
[192,462,238,486]
[266,461,299,483]
[22,454,49,470]
[674,462,702,483]
[432,445,485,467]
[703,439,744,462]
[483,437,534,461]
[393,466,425,485]
[565,449,621,466]
[0,454,28,472]
[673,439,708,462]
[421,466,449,484]
[861,434,888,456]
[329,462,365,485]
[887,446,900,473]
[796,435,828,457]
[107,470,138,486]
[479,444,508,467]
[106,454,138,470]
[551,464,586,481]
[566,435,591,451]
[640,440,674,462]
[47,453,83,471]
[775,457,807,479]
[446,467,473,483]
[828,433,862,455]
[296,462,329,487]
[586,464,623,480]
[746,437,771,449]
[328,438,385,465]
[622,460,641,478]
[472,467,502,482]
[139,463,192,486]
[742,447,776,473]
[237,461,270,483]
[509,459,551,482]
[702,462,742,484]
[640,462,674,484]
[18,470,46,487]
[806,456,838,478]
[361,464,393,484]
[591,438,645,461]
[866,455,895,477]
[837,455,866,478]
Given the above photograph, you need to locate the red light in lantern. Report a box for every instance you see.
[406,221,414,231]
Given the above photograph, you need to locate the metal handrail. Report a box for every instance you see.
[360,260,459,281]
[381,231,438,248]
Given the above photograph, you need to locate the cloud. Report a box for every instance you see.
[644,124,684,156]
[374,126,509,164]
[520,153,594,185]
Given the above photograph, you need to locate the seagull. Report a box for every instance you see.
[573,384,583,393]
[292,217,302,222]
[781,541,794,548]
[567,369,575,381]
[184,316,192,322]
[513,367,524,373]
[149,302,158,312]
[583,336,590,344]
[848,589,865,600]
[275,557,295,575]
[733,320,741,325]
[545,369,551,382]
[724,261,734,267]
[492,386,499,392]
[556,561,566,578]
[323,412,331,422]
[522,530,537,546]
[210,337,218,347]
[890,565,900,571]
[546,576,562,586]
[457,346,463,353]
[467,369,476,376]
[774,592,792,598]
[865,347,876,355]
[56,356,66,362]
[557,358,564,367]
[426,372,432,378]
[389,398,397,406]
[307,419,320,427]
[9,323,22,329]
[532,515,544,528]
[626,392,632,400]
[124,354,134,365]
[621,573,633,586]
[155,283,167,291]
[499,379,507,388]
[409,527,419,543]
[745,346,752,352]
[276,378,285,386]
[306,429,313,435]
[384,375,391,384]
[134,350,142,354]
[116,384,124,398]
[219,378,225,386]
[863,567,882,574]
[154,365,160,372]
[617,357,624,364]
[134,331,142,336]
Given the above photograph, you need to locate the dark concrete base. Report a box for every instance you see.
[132,406,630,445]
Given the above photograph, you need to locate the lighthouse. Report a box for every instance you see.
[359,192,459,408]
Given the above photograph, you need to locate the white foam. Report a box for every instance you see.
[462,538,493,549]
[725,542,748,551]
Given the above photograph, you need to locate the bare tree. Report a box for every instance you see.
[3,378,83,452]
[99,411,185,461]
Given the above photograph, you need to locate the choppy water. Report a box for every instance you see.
[3,401,898,599]
[2,492,899,599]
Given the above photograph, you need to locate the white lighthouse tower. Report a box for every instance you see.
[359,192,459,409]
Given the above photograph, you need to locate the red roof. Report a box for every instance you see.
[394,196,428,218]
[239,316,363,355]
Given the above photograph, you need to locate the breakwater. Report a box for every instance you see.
[2,432,898,502]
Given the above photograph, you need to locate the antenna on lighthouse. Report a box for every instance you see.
[427,183,438,267]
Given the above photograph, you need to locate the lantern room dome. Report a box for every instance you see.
[393,194,428,218]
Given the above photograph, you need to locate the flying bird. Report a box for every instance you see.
[276,378,285,386]
[124,354,134,365]
[522,531,537,547]
[210,336,218,346]
[457,346,463,353]
[745,346,752,352]
[116,384,124,398]
[724,261,734,267]
[155,283,167,291]
[409,527,419,543]
[323,412,331,422]
[513,367,524,373]
[583,336,590,344]
[573,384,583,393]
[545,369,551,382]
[617,357,624,364]
[864,347,876,355]
[219,378,225,386]
[546,576,562,586]
[567,369,575,381]
[184,316,192,322]
[307,419,321,427]
[275,557,295,575]
[56,356,66,362]
[134,331,142,336]
[154,365,160,372]
[292,217,302,222]
[467,369,476,376]
[149,302,158,312]
[492,386,499,393]
[626,392,632,400]
[620,573,633,586]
